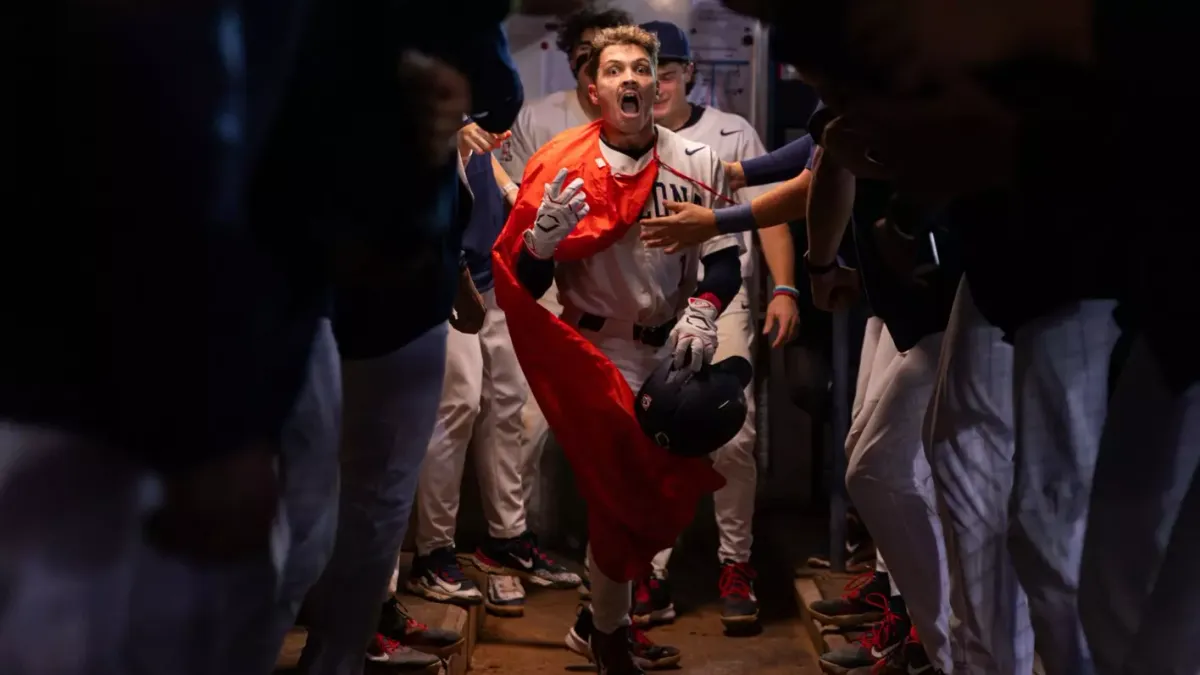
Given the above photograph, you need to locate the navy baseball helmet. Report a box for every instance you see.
[635,356,752,457]
[640,20,692,62]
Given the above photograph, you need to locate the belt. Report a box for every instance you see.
[563,308,677,348]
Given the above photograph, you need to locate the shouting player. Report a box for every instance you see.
[496,8,635,572]
[629,20,799,632]
[493,26,744,674]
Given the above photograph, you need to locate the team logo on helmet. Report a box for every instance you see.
[641,394,653,410]
[654,432,671,448]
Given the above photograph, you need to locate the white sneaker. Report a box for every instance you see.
[485,575,526,617]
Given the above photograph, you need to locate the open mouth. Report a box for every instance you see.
[619,91,640,116]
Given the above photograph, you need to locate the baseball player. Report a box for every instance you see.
[408,125,581,618]
[497,9,635,539]
[628,20,801,632]
[492,25,744,674]
[798,106,966,674]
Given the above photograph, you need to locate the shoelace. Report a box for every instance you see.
[633,578,652,604]
[519,533,559,567]
[376,634,406,655]
[718,562,755,599]
[631,627,656,649]
[857,593,901,652]
[842,570,878,600]
[387,599,428,634]
[432,549,470,583]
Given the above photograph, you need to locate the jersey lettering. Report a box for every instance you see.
[640,181,707,218]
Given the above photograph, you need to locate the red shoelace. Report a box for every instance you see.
[718,562,756,599]
[841,570,878,600]
[375,634,404,655]
[857,593,902,652]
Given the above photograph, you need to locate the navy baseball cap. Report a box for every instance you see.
[640,21,691,62]
[635,356,752,457]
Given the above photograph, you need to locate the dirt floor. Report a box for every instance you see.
[470,582,823,675]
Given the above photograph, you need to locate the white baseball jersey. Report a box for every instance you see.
[675,106,780,281]
[555,125,743,329]
[496,89,592,183]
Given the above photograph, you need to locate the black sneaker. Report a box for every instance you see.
[718,560,759,627]
[565,605,682,671]
[809,570,890,627]
[861,594,911,665]
[590,625,645,675]
[900,626,942,675]
[405,546,483,605]
[474,531,582,589]
[819,643,877,674]
[631,571,675,626]
[377,597,464,658]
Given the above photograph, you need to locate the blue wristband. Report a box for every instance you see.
[713,202,758,234]
[773,284,800,298]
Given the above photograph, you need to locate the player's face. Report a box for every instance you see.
[570,29,598,81]
[588,44,656,135]
[653,61,692,119]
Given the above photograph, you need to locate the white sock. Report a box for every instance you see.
[650,548,672,577]
[587,550,631,635]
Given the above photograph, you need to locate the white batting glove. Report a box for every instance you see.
[523,168,590,260]
[668,297,720,377]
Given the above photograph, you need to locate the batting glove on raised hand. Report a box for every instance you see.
[668,297,720,378]
[524,168,590,260]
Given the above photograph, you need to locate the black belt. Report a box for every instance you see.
[576,312,677,348]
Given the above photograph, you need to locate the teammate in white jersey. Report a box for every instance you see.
[509,26,745,675]
[627,20,801,633]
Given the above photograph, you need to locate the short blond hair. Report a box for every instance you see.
[585,25,659,82]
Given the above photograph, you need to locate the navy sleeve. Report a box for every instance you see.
[696,247,742,311]
[713,203,759,233]
[740,135,815,186]
[516,247,555,300]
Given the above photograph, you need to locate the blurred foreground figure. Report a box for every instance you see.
[2,2,482,674]
[722,1,1199,674]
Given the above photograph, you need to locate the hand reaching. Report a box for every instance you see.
[639,201,719,253]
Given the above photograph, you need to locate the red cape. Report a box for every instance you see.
[492,121,726,582]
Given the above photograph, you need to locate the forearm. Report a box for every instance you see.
[713,170,812,234]
[805,147,854,264]
[516,247,555,299]
[696,247,742,312]
[740,136,814,186]
[491,156,519,207]
[758,224,796,287]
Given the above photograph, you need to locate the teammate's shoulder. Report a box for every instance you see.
[658,125,718,162]
[701,107,756,136]
[528,89,572,114]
